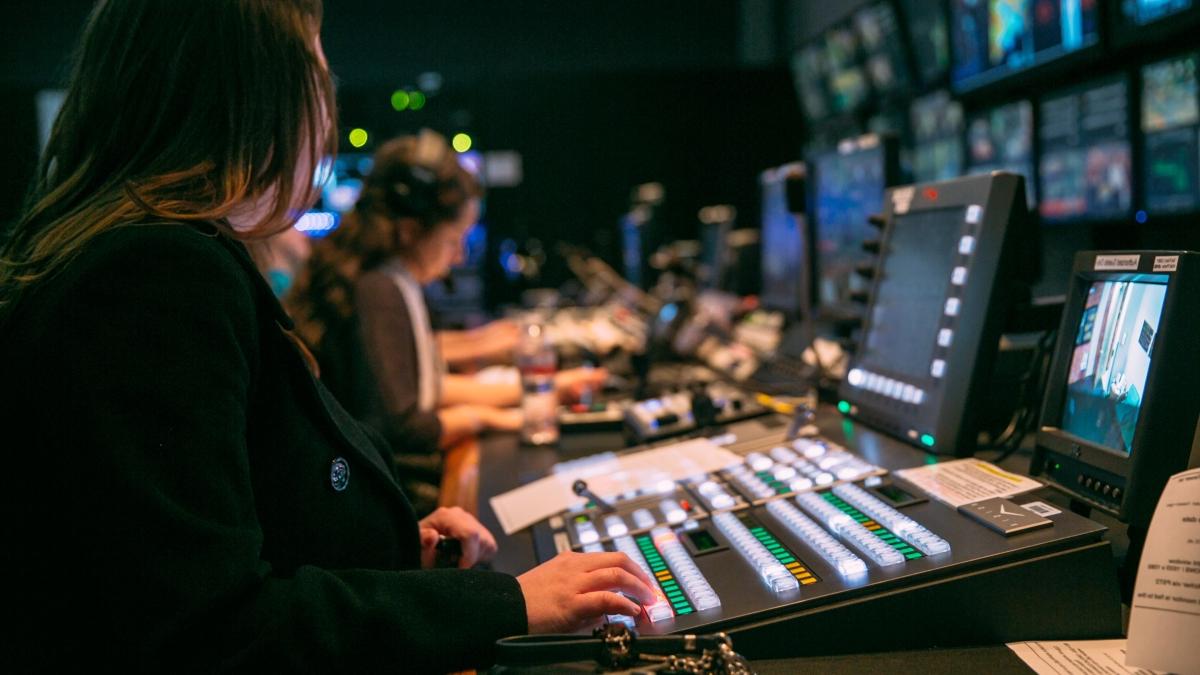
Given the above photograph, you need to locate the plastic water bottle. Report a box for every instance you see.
[517,319,560,445]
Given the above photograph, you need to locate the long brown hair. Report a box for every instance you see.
[0,0,336,318]
[287,131,482,352]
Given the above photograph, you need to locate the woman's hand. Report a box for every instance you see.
[418,506,498,569]
[480,406,524,432]
[516,551,657,633]
[554,367,608,404]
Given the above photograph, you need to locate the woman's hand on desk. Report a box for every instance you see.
[479,406,524,432]
[517,551,657,633]
[418,506,498,569]
[554,367,608,404]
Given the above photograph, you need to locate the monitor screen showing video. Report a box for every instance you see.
[791,43,831,122]
[1061,276,1169,453]
[1141,52,1200,214]
[951,0,1100,92]
[824,24,871,113]
[760,167,805,314]
[854,2,910,94]
[900,0,950,86]
[911,90,965,183]
[814,144,886,308]
[1121,0,1193,26]
[1038,75,1133,222]
[966,100,1037,206]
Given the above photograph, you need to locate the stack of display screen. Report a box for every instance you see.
[1140,52,1200,216]
[1032,251,1200,527]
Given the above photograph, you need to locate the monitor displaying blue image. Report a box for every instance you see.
[951,0,1099,92]
[1061,277,1169,453]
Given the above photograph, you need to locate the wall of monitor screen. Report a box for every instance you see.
[791,0,1200,278]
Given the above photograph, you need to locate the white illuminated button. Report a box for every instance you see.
[770,446,798,464]
[576,522,600,545]
[930,359,946,378]
[944,298,961,316]
[965,204,982,224]
[582,542,605,553]
[913,389,926,405]
[710,493,736,510]
[632,509,656,530]
[652,527,722,611]
[655,479,675,495]
[746,453,773,472]
[902,385,917,403]
[959,235,976,255]
[660,499,687,525]
[848,368,865,387]
[888,380,903,399]
[604,515,629,538]
[697,481,722,497]
[815,472,835,486]
[789,477,815,492]
[951,266,968,286]
[798,441,826,459]
[773,465,798,482]
[938,328,953,347]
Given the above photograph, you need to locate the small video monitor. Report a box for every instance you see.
[811,134,901,315]
[1032,251,1200,527]
[791,42,832,123]
[898,0,950,87]
[950,0,1100,92]
[853,1,911,96]
[1140,52,1200,216]
[910,90,965,183]
[966,100,1036,206]
[759,163,808,316]
[1111,0,1200,47]
[1038,74,1133,223]
[823,22,871,113]
[839,172,1034,455]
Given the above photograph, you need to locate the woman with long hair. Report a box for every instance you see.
[0,1,652,671]
[288,132,603,468]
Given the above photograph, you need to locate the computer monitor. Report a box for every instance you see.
[950,0,1100,92]
[966,100,1037,206]
[1038,74,1133,223]
[759,163,808,316]
[898,0,951,87]
[824,22,871,113]
[910,90,965,183]
[698,205,735,291]
[839,172,1034,455]
[853,1,911,96]
[791,42,832,123]
[1111,0,1200,47]
[811,134,901,313]
[1032,251,1200,527]
[1140,52,1200,216]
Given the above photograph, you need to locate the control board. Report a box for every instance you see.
[624,382,769,443]
[531,424,1121,657]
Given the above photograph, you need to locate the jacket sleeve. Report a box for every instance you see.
[4,228,525,672]
[354,270,443,454]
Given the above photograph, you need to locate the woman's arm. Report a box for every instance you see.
[436,318,520,367]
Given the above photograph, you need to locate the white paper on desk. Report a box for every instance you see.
[894,458,1043,508]
[1007,640,1163,675]
[1125,467,1200,675]
[488,438,743,535]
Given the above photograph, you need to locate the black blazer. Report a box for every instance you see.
[318,267,442,457]
[0,223,525,672]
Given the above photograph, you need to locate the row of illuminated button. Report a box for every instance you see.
[695,480,740,511]
[847,368,930,401]
[651,527,721,611]
[611,535,676,623]
[573,500,693,545]
[831,484,951,556]
[765,499,868,579]
[795,492,906,567]
[711,512,800,594]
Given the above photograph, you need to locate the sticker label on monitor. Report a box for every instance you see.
[1152,255,1179,272]
[1094,254,1141,271]
[891,187,914,214]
